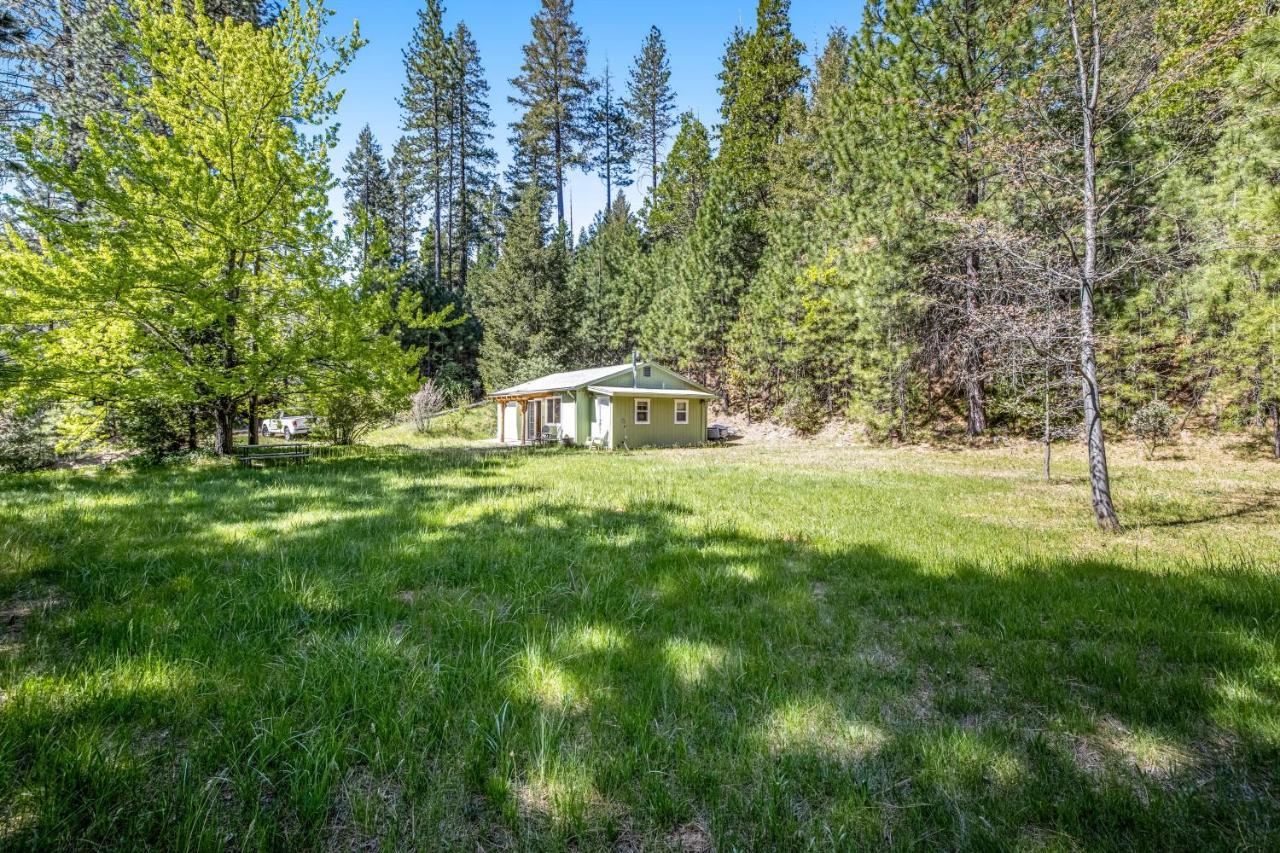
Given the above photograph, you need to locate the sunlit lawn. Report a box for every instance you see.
[1,420,1278,849]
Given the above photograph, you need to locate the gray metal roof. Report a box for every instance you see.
[488,364,631,397]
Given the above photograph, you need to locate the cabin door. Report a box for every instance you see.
[591,397,610,444]
[524,400,541,441]
[503,402,519,444]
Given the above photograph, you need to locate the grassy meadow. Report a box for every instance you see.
[1,419,1278,850]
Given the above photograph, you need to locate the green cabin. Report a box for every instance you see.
[488,360,718,448]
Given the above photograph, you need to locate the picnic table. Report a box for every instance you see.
[234,443,313,466]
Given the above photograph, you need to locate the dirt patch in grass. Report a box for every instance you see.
[1,586,66,655]
[325,766,404,852]
[666,821,713,852]
[1058,716,1206,790]
[397,584,512,620]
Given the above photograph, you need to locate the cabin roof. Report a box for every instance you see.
[488,364,632,398]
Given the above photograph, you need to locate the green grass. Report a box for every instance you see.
[1,430,1278,850]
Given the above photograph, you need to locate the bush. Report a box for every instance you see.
[409,380,447,433]
[780,386,828,436]
[308,388,400,446]
[112,400,191,462]
[1129,400,1178,459]
[0,404,57,471]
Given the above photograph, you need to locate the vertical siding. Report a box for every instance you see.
[574,390,591,445]
[610,396,707,448]
[561,392,576,442]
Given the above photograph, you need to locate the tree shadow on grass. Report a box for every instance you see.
[0,449,1278,850]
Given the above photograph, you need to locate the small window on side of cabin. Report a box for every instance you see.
[674,399,689,424]
[634,398,650,425]
[642,365,651,378]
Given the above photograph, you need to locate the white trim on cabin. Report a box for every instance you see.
[586,386,717,399]
[674,399,689,424]
[634,398,650,425]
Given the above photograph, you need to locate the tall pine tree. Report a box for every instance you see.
[509,0,593,228]
[401,0,454,287]
[342,125,393,269]
[644,112,711,241]
[624,26,676,199]
[587,60,635,209]
[448,21,496,291]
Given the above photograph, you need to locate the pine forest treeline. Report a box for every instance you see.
[2,0,1278,529]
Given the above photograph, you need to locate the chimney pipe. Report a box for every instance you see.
[631,350,638,387]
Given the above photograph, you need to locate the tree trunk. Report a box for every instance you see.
[1271,402,1279,459]
[1043,362,1051,482]
[187,407,198,451]
[555,119,565,227]
[446,121,455,288]
[433,96,442,288]
[964,248,986,438]
[459,93,469,290]
[651,114,658,197]
[605,143,612,210]
[213,403,234,456]
[1070,0,1121,532]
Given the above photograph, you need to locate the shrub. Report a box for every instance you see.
[409,380,447,433]
[307,391,388,445]
[780,386,828,436]
[0,404,57,471]
[112,400,190,462]
[1129,400,1178,459]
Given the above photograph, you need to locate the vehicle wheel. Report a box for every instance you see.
[283,427,293,441]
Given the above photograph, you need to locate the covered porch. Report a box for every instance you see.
[491,393,567,446]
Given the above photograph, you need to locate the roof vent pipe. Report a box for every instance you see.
[631,350,638,387]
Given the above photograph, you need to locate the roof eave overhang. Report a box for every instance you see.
[487,387,575,400]
[586,386,719,399]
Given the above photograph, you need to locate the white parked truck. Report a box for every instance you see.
[261,413,313,440]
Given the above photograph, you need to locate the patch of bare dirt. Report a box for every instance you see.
[666,821,713,852]
[325,766,404,853]
[1,587,66,656]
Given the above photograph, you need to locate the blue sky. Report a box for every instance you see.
[322,0,866,229]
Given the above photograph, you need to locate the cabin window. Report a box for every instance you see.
[544,397,561,424]
[634,398,650,425]
[674,399,689,424]
[642,366,652,378]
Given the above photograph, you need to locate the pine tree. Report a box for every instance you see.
[716,0,804,215]
[342,125,394,269]
[726,29,854,423]
[402,0,454,287]
[509,0,594,228]
[1185,14,1280,456]
[587,60,635,208]
[386,137,422,268]
[4,1,132,203]
[644,112,711,241]
[448,21,496,291]
[567,195,643,363]
[469,183,570,388]
[624,26,676,199]
[641,171,755,386]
